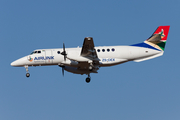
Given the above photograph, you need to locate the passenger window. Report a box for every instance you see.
[112,48,115,52]
[107,49,110,52]
[97,49,100,52]
[102,49,105,52]
[57,51,61,54]
[38,51,41,53]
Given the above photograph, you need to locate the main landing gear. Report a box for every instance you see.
[86,74,91,83]
[25,65,30,77]
[89,65,93,71]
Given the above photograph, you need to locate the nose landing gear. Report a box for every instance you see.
[25,65,30,77]
[26,73,30,77]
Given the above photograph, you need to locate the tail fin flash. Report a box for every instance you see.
[145,26,170,51]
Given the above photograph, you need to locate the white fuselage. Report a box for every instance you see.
[11,45,162,67]
[10,26,169,82]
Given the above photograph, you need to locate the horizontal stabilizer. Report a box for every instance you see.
[134,52,164,62]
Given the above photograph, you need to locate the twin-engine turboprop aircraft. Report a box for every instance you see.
[11,26,170,83]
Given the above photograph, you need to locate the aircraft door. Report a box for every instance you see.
[45,50,53,63]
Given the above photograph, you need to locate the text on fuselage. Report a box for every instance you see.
[102,58,115,62]
[34,56,54,60]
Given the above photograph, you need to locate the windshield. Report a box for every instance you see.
[30,50,41,55]
[30,51,34,55]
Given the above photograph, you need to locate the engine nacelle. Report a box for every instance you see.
[64,66,97,75]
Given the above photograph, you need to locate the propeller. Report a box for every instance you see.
[61,43,67,61]
[62,66,65,76]
[59,65,65,76]
[59,43,67,76]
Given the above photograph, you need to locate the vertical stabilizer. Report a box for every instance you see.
[145,26,170,51]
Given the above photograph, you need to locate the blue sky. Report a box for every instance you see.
[1,0,180,120]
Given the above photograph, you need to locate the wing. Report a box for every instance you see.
[62,37,100,74]
[81,37,99,61]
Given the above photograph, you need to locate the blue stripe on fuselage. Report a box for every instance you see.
[130,42,161,51]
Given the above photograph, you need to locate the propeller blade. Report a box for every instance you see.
[63,43,65,51]
[62,66,64,76]
[61,43,67,61]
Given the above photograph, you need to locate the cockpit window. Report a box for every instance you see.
[30,52,34,55]
[30,50,41,55]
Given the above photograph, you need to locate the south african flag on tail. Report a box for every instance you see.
[145,26,170,51]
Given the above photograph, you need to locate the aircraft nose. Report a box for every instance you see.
[11,59,22,66]
[11,61,16,66]
[11,56,27,67]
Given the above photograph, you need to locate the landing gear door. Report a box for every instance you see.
[45,50,53,63]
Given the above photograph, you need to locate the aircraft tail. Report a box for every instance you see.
[131,26,170,62]
[144,26,170,51]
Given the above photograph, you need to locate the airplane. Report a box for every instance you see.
[11,26,170,83]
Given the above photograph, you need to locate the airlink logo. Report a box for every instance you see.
[34,56,54,60]
[28,57,33,62]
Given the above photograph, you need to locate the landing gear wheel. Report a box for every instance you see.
[89,66,93,71]
[86,77,91,83]
[25,65,30,78]
[26,73,30,77]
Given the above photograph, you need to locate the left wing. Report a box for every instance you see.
[63,37,100,73]
[81,37,99,61]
